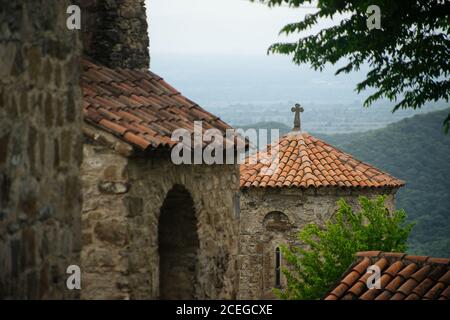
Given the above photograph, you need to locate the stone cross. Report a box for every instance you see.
[291,103,304,131]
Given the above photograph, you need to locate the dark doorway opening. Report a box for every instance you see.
[158,185,199,299]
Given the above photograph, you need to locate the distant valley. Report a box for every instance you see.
[152,54,447,134]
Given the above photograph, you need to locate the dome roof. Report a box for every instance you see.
[240,131,405,189]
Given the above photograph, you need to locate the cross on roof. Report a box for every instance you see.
[291,103,304,131]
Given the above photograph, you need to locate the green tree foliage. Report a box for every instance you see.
[253,0,450,131]
[276,196,414,300]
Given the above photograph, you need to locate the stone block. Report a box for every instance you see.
[94,219,127,246]
[124,196,143,217]
[98,181,129,194]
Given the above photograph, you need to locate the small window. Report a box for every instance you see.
[233,193,240,219]
[275,247,281,288]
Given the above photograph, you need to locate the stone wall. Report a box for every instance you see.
[81,133,240,299]
[77,0,150,69]
[238,187,398,299]
[0,0,83,299]
[80,137,129,299]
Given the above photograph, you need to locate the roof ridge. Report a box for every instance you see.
[356,251,450,266]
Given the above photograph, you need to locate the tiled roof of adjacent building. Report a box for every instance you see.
[324,251,450,300]
[240,131,405,189]
[81,57,232,150]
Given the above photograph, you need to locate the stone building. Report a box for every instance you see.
[238,106,405,299]
[0,0,83,298]
[1,0,409,301]
[77,1,241,299]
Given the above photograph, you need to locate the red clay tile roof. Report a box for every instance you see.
[240,131,404,189]
[324,251,450,300]
[81,57,233,150]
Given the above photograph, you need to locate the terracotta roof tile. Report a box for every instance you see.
[341,271,361,287]
[398,263,419,278]
[412,278,435,297]
[411,265,433,282]
[384,260,405,277]
[330,283,349,298]
[375,291,393,300]
[390,292,406,300]
[379,274,393,288]
[374,257,389,270]
[405,292,421,300]
[424,282,446,299]
[323,252,450,300]
[81,57,233,151]
[341,293,355,300]
[324,294,338,300]
[353,257,371,274]
[360,288,381,300]
[438,270,450,283]
[240,132,404,189]
[347,281,366,297]
[440,286,450,299]
[385,276,406,293]
[397,278,419,295]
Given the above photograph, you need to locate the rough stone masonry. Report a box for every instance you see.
[81,134,240,299]
[0,0,83,298]
[76,0,150,69]
[77,0,240,299]
[238,187,397,299]
[0,0,405,301]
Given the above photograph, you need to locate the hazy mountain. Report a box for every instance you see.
[152,54,447,134]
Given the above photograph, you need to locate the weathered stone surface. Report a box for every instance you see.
[94,220,127,246]
[21,228,36,268]
[0,130,10,165]
[124,196,143,217]
[60,130,72,165]
[81,143,240,299]
[0,0,82,299]
[98,181,129,194]
[238,187,399,299]
[103,165,119,180]
[38,206,54,221]
[76,0,150,69]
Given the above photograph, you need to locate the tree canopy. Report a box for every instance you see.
[254,0,450,131]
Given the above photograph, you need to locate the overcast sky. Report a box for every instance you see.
[146,0,343,56]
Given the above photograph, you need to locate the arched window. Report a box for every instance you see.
[275,247,281,288]
[263,211,292,232]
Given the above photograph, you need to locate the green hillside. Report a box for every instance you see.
[241,109,450,257]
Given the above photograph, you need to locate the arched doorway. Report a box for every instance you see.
[158,185,199,299]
